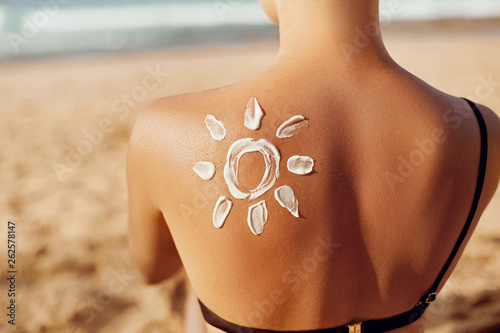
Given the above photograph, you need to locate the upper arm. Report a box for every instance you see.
[127,106,183,284]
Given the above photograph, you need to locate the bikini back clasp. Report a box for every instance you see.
[347,322,362,333]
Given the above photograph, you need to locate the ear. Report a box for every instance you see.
[259,0,279,25]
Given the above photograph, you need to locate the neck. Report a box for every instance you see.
[273,0,393,69]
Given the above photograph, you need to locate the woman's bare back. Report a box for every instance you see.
[128,59,500,331]
[127,2,500,332]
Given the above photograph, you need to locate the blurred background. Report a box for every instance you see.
[1,0,500,61]
[0,0,500,332]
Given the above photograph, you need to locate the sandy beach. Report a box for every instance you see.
[0,19,499,333]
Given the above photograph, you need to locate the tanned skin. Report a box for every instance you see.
[128,1,500,332]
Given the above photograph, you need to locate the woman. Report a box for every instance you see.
[127,1,500,332]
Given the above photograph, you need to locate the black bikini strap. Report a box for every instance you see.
[418,98,488,306]
[199,300,360,333]
[199,299,428,333]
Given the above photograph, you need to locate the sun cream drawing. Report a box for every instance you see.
[244,97,265,130]
[213,196,233,229]
[276,115,308,138]
[224,138,281,200]
[287,156,314,175]
[194,98,314,235]
[248,200,268,235]
[205,114,226,141]
[274,185,299,218]
[193,162,216,180]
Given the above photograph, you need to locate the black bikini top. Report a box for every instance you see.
[198,98,489,333]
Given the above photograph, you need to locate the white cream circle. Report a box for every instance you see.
[224,138,281,200]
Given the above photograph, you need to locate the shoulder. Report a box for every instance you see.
[128,91,217,149]
[476,103,500,142]
[128,95,184,161]
[127,89,227,185]
[475,102,500,199]
[127,93,200,181]
[476,103,500,162]
[128,81,240,151]
[131,93,203,132]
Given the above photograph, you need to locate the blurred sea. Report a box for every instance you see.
[0,0,500,62]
